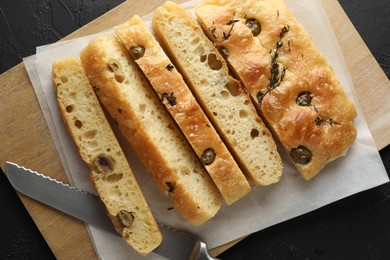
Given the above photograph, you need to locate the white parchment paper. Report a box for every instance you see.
[23,0,389,259]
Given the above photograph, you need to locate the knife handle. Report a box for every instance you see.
[190,241,219,260]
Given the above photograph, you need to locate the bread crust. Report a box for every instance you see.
[115,15,251,205]
[52,57,162,255]
[195,0,357,179]
[79,35,221,226]
[153,1,283,186]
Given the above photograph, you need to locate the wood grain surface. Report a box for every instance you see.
[0,0,389,259]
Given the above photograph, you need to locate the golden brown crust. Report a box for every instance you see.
[52,57,162,255]
[79,35,221,226]
[153,1,283,186]
[115,15,251,205]
[195,0,357,179]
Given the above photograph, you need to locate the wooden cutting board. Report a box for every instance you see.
[0,0,389,258]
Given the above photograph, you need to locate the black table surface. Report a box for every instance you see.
[1,0,390,259]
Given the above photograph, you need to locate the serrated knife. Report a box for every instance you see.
[5,161,218,260]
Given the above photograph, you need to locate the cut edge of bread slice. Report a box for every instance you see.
[52,57,162,255]
[152,1,283,186]
[115,15,251,205]
[79,34,222,226]
[195,0,357,180]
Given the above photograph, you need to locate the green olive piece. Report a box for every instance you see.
[245,18,261,36]
[200,148,216,165]
[296,91,314,106]
[117,210,134,228]
[107,59,122,73]
[129,46,145,60]
[94,155,113,173]
[290,146,312,165]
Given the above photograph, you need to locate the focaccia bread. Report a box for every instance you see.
[79,35,222,226]
[195,0,357,180]
[115,15,251,205]
[153,1,283,186]
[52,57,162,255]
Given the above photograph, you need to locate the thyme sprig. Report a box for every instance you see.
[165,181,175,193]
[161,92,177,106]
[315,117,341,127]
[166,63,175,71]
[209,17,239,43]
[257,25,290,104]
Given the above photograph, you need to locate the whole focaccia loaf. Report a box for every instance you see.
[52,57,162,255]
[115,15,251,205]
[153,1,283,186]
[195,0,357,180]
[79,35,221,226]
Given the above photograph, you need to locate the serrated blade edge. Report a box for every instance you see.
[5,161,118,236]
[5,162,207,260]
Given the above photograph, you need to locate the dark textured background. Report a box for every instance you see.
[338,0,390,79]
[0,0,389,78]
[0,0,124,73]
[0,0,390,259]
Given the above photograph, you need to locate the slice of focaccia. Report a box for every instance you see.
[79,35,222,226]
[52,57,162,255]
[153,1,283,186]
[115,15,251,205]
[195,0,357,180]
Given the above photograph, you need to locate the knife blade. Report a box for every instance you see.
[5,161,217,260]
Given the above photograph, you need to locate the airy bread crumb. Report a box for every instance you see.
[153,1,283,185]
[115,15,251,205]
[79,35,222,226]
[195,0,357,179]
[52,57,162,255]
